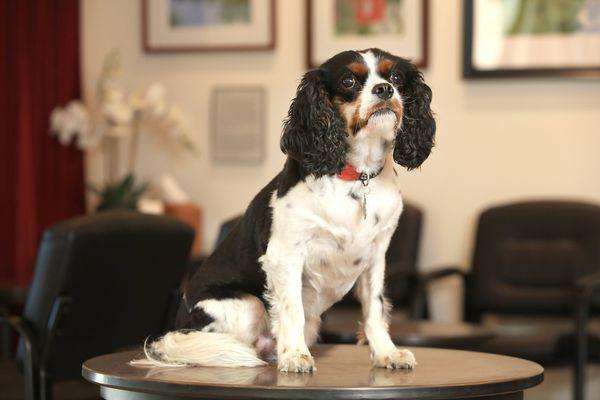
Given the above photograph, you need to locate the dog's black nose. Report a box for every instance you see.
[372,83,394,100]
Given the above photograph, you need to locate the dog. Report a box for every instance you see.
[140,48,435,373]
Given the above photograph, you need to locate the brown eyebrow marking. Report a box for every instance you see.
[378,59,394,75]
[348,62,367,78]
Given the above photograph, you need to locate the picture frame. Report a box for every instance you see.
[463,0,600,78]
[306,0,429,69]
[211,87,265,164]
[142,0,276,53]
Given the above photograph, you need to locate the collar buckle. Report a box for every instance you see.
[359,172,370,186]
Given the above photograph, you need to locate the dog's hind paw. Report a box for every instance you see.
[373,348,416,370]
[278,351,316,373]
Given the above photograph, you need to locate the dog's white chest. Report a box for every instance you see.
[269,170,403,316]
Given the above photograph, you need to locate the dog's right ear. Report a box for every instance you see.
[281,69,347,177]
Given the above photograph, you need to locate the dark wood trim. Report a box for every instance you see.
[462,0,600,79]
[97,385,525,400]
[142,0,149,53]
[461,0,475,79]
[305,0,314,70]
[95,385,524,400]
[418,0,429,69]
[142,0,277,53]
[306,0,429,69]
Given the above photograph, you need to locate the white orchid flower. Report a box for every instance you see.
[49,50,197,157]
[101,89,133,127]
[144,83,167,117]
[49,100,94,149]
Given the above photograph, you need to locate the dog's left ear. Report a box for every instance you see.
[281,69,347,177]
[393,63,435,170]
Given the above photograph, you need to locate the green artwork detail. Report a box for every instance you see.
[504,0,587,35]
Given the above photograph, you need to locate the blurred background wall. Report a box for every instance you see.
[82,0,600,321]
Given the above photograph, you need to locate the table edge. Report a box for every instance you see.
[82,365,544,400]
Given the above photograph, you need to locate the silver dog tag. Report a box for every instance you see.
[359,174,371,220]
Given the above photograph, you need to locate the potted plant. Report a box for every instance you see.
[49,50,196,211]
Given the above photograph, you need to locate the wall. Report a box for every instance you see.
[82,0,600,321]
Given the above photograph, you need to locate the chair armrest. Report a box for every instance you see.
[0,315,37,353]
[417,266,469,285]
[571,271,600,398]
[574,271,600,299]
[406,266,468,320]
[0,315,39,400]
[385,265,468,286]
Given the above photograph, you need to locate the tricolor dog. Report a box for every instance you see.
[138,48,435,373]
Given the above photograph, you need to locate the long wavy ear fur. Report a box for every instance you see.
[281,69,347,177]
[394,62,436,170]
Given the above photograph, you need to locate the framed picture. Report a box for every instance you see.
[142,0,276,52]
[306,0,429,69]
[211,87,265,164]
[463,0,600,78]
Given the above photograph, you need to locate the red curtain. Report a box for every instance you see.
[0,0,85,286]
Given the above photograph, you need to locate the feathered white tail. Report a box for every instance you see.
[130,331,266,368]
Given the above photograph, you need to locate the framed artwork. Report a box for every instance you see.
[306,0,429,69]
[142,0,276,52]
[211,87,265,164]
[463,0,600,78]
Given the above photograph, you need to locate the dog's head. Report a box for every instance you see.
[281,49,435,177]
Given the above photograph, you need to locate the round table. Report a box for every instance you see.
[321,308,494,348]
[82,345,543,400]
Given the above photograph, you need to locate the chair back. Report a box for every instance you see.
[467,201,600,319]
[384,202,423,307]
[19,211,194,379]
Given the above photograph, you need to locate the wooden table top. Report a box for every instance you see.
[82,345,543,400]
[321,308,494,348]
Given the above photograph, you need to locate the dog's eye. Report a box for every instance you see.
[390,72,402,86]
[341,76,355,88]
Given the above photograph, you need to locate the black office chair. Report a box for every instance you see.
[419,201,600,400]
[0,210,194,400]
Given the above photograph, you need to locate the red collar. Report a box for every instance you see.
[337,164,382,183]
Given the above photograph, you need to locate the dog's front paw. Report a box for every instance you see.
[372,348,416,370]
[278,351,316,373]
